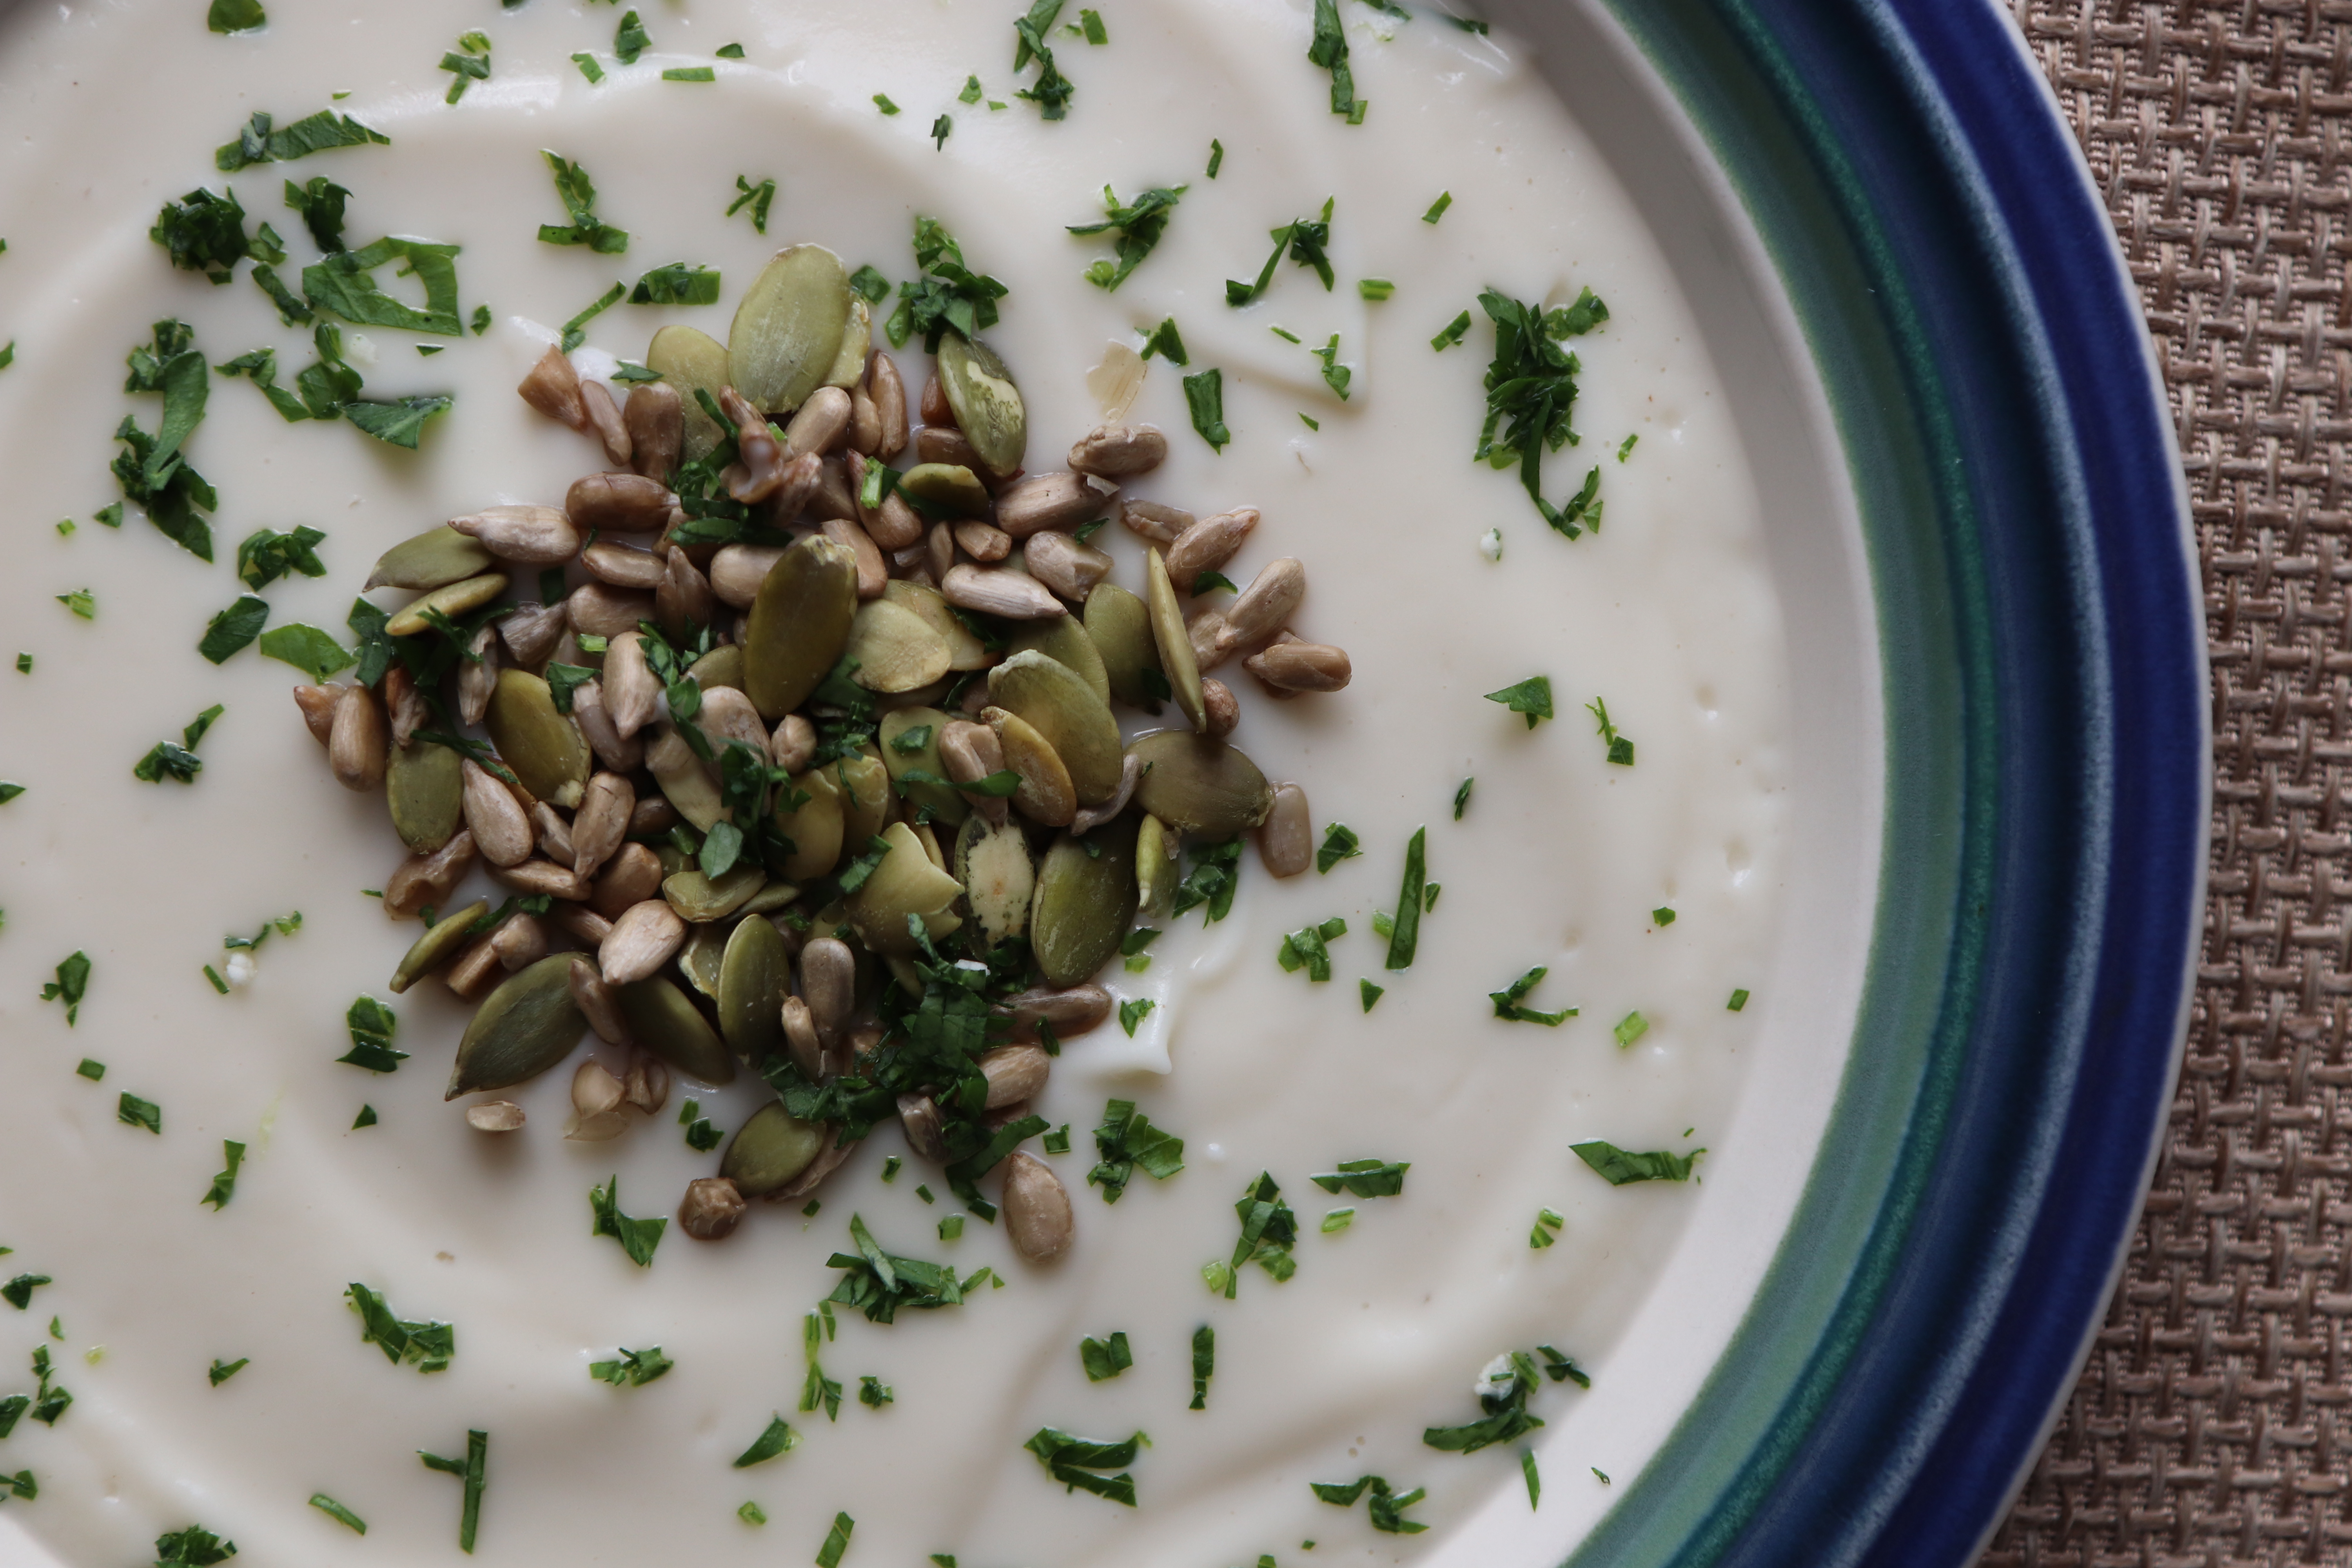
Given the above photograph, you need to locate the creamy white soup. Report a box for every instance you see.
[0,0,1798,1564]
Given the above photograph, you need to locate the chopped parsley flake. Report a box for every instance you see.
[1453,777,1474,818]
[438,33,491,104]
[1612,1009,1648,1048]
[732,1414,799,1467]
[1207,1171,1297,1298]
[589,1346,673,1387]
[1587,696,1635,764]
[739,1501,768,1525]
[1311,1475,1427,1533]
[346,1282,454,1372]
[207,0,265,33]
[572,52,605,83]
[874,93,901,115]
[1191,1324,1214,1409]
[150,187,250,282]
[1308,0,1360,119]
[537,151,629,253]
[338,996,405,1073]
[630,262,720,305]
[1079,1332,1132,1381]
[309,1494,366,1535]
[1011,0,1075,119]
[150,1526,235,1566]
[1,1276,48,1312]
[1025,1428,1142,1506]
[1474,287,1609,531]
[1277,916,1348,981]
[41,952,89,1025]
[1207,138,1224,177]
[1619,431,1639,460]
[1226,199,1335,305]
[1572,1139,1703,1184]
[589,1174,666,1266]
[1383,828,1427,970]
[1523,1449,1541,1508]
[613,8,650,63]
[959,75,984,103]
[727,176,776,235]
[200,1141,246,1210]
[1530,1207,1563,1248]
[208,1357,249,1385]
[1358,980,1383,1012]
[1653,906,1676,926]
[236,524,326,590]
[305,235,465,336]
[1490,967,1575,1025]
[1423,190,1453,223]
[1728,988,1750,1011]
[1069,184,1185,292]
[417,1430,488,1553]
[1118,996,1155,1034]
[717,42,745,57]
[133,704,225,784]
[1138,316,1189,365]
[1081,8,1108,42]
[817,1512,857,1568]
[1089,1099,1184,1201]
[257,622,354,683]
[1182,368,1229,452]
[1425,1350,1545,1453]
[352,1104,377,1128]
[74,1059,104,1081]
[1309,1158,1407,1198]
[932,113,953,149]
[1538,1344,1589,1387]
[826,1214,968,1323]
[884,216,1008,352]
[1485,675,1554,728]
[213,109,387,173]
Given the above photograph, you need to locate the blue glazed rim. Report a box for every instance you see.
[1534,0,2208,1563]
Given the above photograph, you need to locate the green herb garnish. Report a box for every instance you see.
[338,996,405,1072]
[728,176,776,234]
[308,1494,366,1534]
[1226,198,1334,305]
[1079,1331,1132,1381]
[133,704,224,784]
[1612,1009,1648,1047]
[884,216,1009,352]
[613,8,650,63]
[1025,1427,1142,1506]
[1490,967,1574,1025]
[1139,317,1189,365]
[589,1174,666,1266]
[1572,1140,1702,1184]
[1311,1475,1426,1533]
[1088,1099,1185,1202]
[1728,987,1750,1011]
[1383,828,1426,970]
[1431,309,1472,351]
[589,1346,673,1387]
[537,151,628,253]
[1011,0,1075,118]
[1182,368,1229,451]
[200,1141,246,1210]
[1308,0,1359,118]
[1069,185,1185,292]
[417,1429,488,1552]
[1191,1324,1214,1409]
[630,262,720,304]
[1207,1172,1296,1298]
[41,952,89,1025]
[214,109,387,172]
[1309,1158,1407,1198]
[731,1414,798,1467]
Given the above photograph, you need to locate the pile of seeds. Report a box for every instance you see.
[295,241,1352,1262]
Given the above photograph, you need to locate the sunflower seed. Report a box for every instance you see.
[293,684,341,744]
[1068,423,1167,478]
[679,1176,748,1240]
[467,1100,528,1132]
[624,380,682,479]
[993,982,1114,1038]
[1024,530,1114,601]
[645,724,728,832]
[800,935,856,1045]
[1166,507,1260,591]
[783,385,852,460]
[940,720,1010,826]
[898,1094,946,1161]
[518,343,588,430]
[952,519,1013,563]
[451,505,581,565]
[567,954,632,1045]
[943,563,1064,619]
[916,424,987,472]
[870,352,909,458]
[1003,1151,1073,1262]
[499,601,568,666]
[1071,751,1142,836]
[566,472,677,533]
[625,1051,671,1113]
[460,759,533,867]
[994,473,1099,538]
[554,903,616,948]
[567,1108,628,1142]
[697,685,769,757]
[601,630,661,739]
[531,801,575,866]
[383,665,427,748]
[495,859,590,900]
[781,995,823,1078]
[1201,677,1239,737]
[601,899,686,986]
[1222,558,1306,651]
[571,681,644,772]
[848,379,882,456]
[921,374,951,427]
[1120,498,1192,546]
[979,1043,1050,1108]
[710,544,786,608]
[385,831,478,919]
[583,541,664,591]
[569,772,633,878]
[769,713,817,773]
[330,684,388,791]
[1187,607,1230,671]
[822,515,887,600]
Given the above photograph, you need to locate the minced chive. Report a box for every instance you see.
[817,1511,855,1568]
[717,42,746,57]
[1043,1124,1071,1154]
[1358,278,1394,301]
[1316,823,1361,873]
[13,655,27,673]
[573,52,605,83]
[200,1141,246,1210]
[1728,988,1750,1011]
[1299,412,1319,430]
[880,1155,902,1183]
[662,65,715,81]
[1522,1450,1540,1508]
[1079,1332,1132,1381]
[1422,191,1452,223]
[1619,432,1639,460]
[74,1059,104,1081]
[1359,980,1383,1012]
[915,1184,935,1204]
[1431,310,1472,351]
[733,1414,797,1467]
[740,1501,768,1525]
[118,1093,162,1134]
[1081,8,1107,42]
[309,1494,367,1534]
[959,75,983,103]
[1183,368,1229,451]
[931,114,952,149]
[874,93,900,114]
[1119,997,1154,1035]
[203,965,229,994]
[56,588,94,620]
[417,1430,488,1552]
[208,1357,248,1385]
[1383,828,1426,971]
[938,1214,963,1241]
[1191,1324,1214,1408]
[1653,906,1675,926]
[1453,777,1474,818]
[1321,1207,1354,1233]
[1207,138,1224,177]
[1613,1010,1648,1048]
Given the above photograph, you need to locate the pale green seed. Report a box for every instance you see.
[616,975,736,1084]
[1128,730,1274,836]
[717,915,789,1061]
[722,1101,826,1197]
[390,899,486,994]
[386,739,463,854]
[936,331,1027,477]
[728,244,851,414]
[446,955,587,1098]
[483,668,591,809]
[745,536,859,720]
[366,527,495,592]
[385,573,510,637]
[1029,816,1139,987]
[987,650,1123,805]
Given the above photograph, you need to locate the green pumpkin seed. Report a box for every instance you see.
[664,865,768,922]
[717,915,790,1060]
[878,707,968,828]
[825,297,873,388]
[685,644,746,692]
[880,581,989,670]
[955,815,1034,949]
[387,739,463,854]
[1083,582,1166,713]
[774,767,846,881]
[834,753,892,846]
[1029,815,1139,987]
[446,955,587,1098]
[846,822,965,956]
[987,708,1075,827]
[390,898,487,993]
[1009,617,1112,710]
[987,649,1123,805]
[936,331,1027,477]
[722,1101,826,1197]
[648,324,732,461]
[678,920,729,998]
[846,599,953,693]
[655,841,695,879]
[483,669,591,808]
[617,975,737,1084]
[1128,730,1274,835]
[737,880,801,917]
[366,527,495,592]
[728,245,851,414]
[1145,547,1207,732]
[897,463,992,517]
[386,573,510,638]
[1135,814,1178,917]
[745,535,859,720]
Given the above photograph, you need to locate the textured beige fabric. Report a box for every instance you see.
[1982,3,2352,1563]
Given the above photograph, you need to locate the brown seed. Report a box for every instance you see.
[1258,781,1312,877]
[1245,638,1351,693]
[899,1093,947,1161]
[679,1176,748,1241]
[602,631,662,739]
[920,372,951,426]
[329,685,388,792]
[657,546,717,640]
[628,796,679,838]
[568,954,632,1045]
[783,385,852,460]
[495,858,590,900]
[942,564,1065,620]
[867,491,924,551]
[782,996,823,1079]
[710,544,786,609]
[442,934,506,1000]
[518,343,587,431]
[531,801,576,865]
[978,1043,1051,1108]
[848,380,882,455]
[697,686,770,758]
[1024,531,1113,601]
[924,521,957,583]
[380,666,425,750]
[293,684,341,745]
[553,904,616,948]
[385,831,478,919]
[581,380,633,466]
[770,713,817,773]
[491,912,550,971]
[993,982,1113,1038]
[1068,423,1168,478]
[466,1100,527,1133]
[1222,558,1306,650]
[1120,498,1193,545]
[456,625,499,728]
[566,582,658,641]
[566,471,677,533]
[808,455,857,522]
[915,424,986,471]
[1166,507,1260,591]
[601,899,687,986]
[1070,751,1142,836]
[624,1052,671,1114]
[499,601,568,668]
[461,760,534,867]
[939,720,1009,826]
[624,381,684,481]
[571,773,634,877]
[953,519,1013,563]
[822,515,887,600]
[567,1109,628,1143]
[583,541,664,591]
[591,841,665,919]
[1003,1151,1073,1263]
[570,682,644,772]
[1188,608,1230,671]
[800,936,856,1045]
[994,473,1102,538]
[1202,677,1240,737]
[573,1058,626,1118]
[451,505,581,565]
[871,353,909,458]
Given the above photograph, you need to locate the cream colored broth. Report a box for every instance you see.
[0,0,1792,1564]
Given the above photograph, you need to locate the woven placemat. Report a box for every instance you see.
[1981,3,2352,1563]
